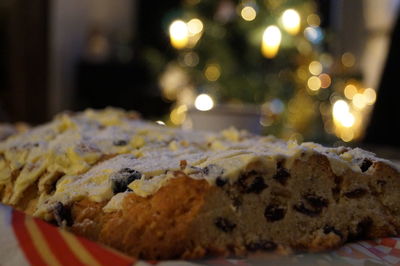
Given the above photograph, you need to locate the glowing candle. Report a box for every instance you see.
[169,20,189,49]
[261,25,281,58]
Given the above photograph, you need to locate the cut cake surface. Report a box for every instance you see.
[0,108,399,259]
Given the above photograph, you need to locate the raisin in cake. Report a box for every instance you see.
[0,108,399,259]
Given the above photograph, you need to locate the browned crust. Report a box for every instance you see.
[71,177,212,259]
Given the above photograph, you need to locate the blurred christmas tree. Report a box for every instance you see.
[145,0,377,144]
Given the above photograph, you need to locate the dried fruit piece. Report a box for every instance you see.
[214,217,236,233]
[332,176,342,202]
[360,159,373,172]
[246,240,277,251]
[113,139,128,146]
[293,202,322,216]
[293,193,328,216]
[348,217,373,241]
[323,225,343,239]
[215,177,228,187]
[201,164,224,179]
[231,196,242,208]
[111,168,142,194]
[273,161,290,185]
[179,160,187,170]
[344,188,368,198]
[265,204,286,222]
[238,172,268,194]
[53,202,73,227]
[245,176,268,193]
[304,194,328,208]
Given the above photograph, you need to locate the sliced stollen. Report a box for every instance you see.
[0,108,399,259]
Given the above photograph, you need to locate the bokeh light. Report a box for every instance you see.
[352,93,367,109]
[333,100,355,128]
[270,98,284,114]
[187,18,204,35]
[304,26,323,44]
[281,9,301,35]
[309,61,323,75]
[341,129,354,142]
[341,52,356,67]
[307,76,321,91]
[182,51,199,67]
[169,20,189,49]
[319,73,331,88]
[333,100,349,118]
[170,104,188,125]
[320,53,333,68]
[340,113,355,128]
[204,64,221,81]
[344,84,358,99]
[261,25,282,58]
[307,14,321,26]
[195,94,214,111]
[241,6,257,21]
[363,88,377,105]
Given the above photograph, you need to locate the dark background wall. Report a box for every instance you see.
[0,0,48,123]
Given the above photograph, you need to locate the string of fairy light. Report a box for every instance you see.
[163,1,377,143]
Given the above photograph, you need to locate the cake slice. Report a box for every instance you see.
[0,108,399,259]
